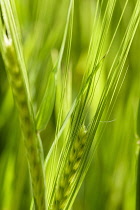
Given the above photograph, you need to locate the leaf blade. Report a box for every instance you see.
[36,70,56,131]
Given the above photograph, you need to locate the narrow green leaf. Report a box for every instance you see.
[136,149,140,210]
[36,70,56,131]
[137,99,140,138]
[136,99,140,210]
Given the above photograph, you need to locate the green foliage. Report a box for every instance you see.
[137,100,140,138]
[136,100,140,210]
[0,0,140,210]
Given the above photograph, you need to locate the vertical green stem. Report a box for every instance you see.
[136,147,140,210]
[136,99,140,210]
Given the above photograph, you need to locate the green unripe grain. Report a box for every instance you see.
[52,125,87,210]
[3,37,47,210]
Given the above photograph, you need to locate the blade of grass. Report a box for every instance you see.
[136,99,140,210]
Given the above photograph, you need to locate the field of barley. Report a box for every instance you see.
[0,0,140,210]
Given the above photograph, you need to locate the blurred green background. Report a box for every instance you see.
[0,0,140,209]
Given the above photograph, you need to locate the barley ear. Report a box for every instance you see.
[4,34,47,210]
[51,125,87,210]
[0,1,47,209]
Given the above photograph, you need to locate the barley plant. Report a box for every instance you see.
[0,0,140,210]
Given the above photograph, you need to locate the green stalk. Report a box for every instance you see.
[136,147,140,210]
[3,37,47,210]
[136,99,140,210]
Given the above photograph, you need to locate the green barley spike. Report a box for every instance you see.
[2,35,47,210]
[52,125,87,210]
